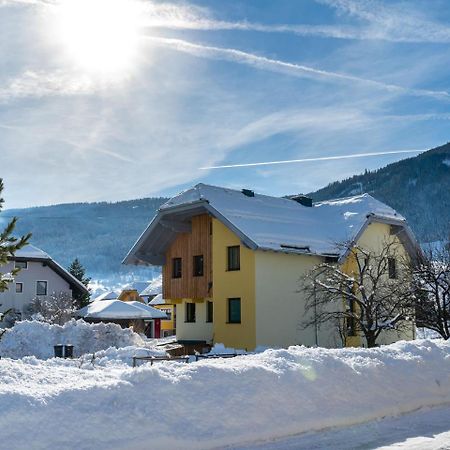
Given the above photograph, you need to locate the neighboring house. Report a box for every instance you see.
[140,278,161,304]
[75,299,167,337]
[124,183,419,351]
[149,293,176,337]
[0,244,89,318]
[91,291,119,302]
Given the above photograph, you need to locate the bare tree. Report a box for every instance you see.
[25,292,76,325]
[412,241,450,339]
[302,240,414,348]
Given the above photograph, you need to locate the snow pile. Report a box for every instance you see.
[1,340,450,449]
[0,319,146,359]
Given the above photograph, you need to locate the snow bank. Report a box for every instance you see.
[0,319,146,359]
[1,340,450,449]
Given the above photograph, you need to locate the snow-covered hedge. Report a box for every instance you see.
[0,319,146,359]
[1,339,450,449]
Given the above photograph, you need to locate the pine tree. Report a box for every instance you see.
[0,179,31,292]
[68,258,91,308]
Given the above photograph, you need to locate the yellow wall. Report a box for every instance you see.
[154,304,176,335]
[176,299,213,341]
[118,290,142,302]
[254,251,338,348]
[211,219,256,351]
[343,221,415,346]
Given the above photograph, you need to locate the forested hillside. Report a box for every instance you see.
[3,197,168,281]
[310,143,450,242]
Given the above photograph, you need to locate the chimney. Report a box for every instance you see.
[290,194,313,207]
[241,189,255,198]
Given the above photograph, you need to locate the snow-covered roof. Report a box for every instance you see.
[124,281,151,294]
[124,183,417,266]
[92,291,119,302]
[140,276,162,296]
[14,244,50,259]
[75,299,167,320]
[10,244,89,296]
[149,293,166,306]
[126,301,167,319]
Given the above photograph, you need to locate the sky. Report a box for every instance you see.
[1,0,450,208]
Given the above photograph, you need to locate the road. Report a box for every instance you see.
[233,404,450,450]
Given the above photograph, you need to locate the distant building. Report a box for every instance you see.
[125,183,420,351]
[0,245,89,318]
[149,294,176,337]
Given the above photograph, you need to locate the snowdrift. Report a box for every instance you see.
[1,339,450,449]
[0,319,146,359]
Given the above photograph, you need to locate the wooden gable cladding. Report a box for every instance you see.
[163,214,212,300]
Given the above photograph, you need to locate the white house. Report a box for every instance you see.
[0,245,89,318]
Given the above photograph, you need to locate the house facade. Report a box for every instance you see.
[124,184,419,350]
[149,294,176,337]
[0,245,89,318]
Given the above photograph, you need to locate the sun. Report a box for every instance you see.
[54,0,142,78]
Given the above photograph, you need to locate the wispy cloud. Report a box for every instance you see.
[200,149,423,169]
[147,36,450,100]
[3,0,450,44]
[318,0,450,43]
[0,70,98,102]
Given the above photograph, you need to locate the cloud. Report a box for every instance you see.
[318,0,450,43]
[3,0,450,44]
[147,36,450,100]
[0,70,99,102]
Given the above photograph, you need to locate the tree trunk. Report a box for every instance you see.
[366,334,377,348]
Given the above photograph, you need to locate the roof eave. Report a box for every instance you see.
[123,200,259,267]
[337,215,421,264]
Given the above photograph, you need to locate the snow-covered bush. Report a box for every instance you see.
[0,319,146,359]
[24,292,75,325]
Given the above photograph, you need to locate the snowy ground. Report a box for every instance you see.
[1,339,450,449]
[234,404,450,449]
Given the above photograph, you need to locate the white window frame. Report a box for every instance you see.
[36,280,48,296]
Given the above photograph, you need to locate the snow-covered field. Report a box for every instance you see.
[0,336,450,450]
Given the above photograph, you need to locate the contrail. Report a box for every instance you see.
[200,149,423,170]
[146,36,450,101]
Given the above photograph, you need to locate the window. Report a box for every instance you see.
[172,258,182,278]
[160,308,172,321]
[15,261,27,270]
[227,246,240,271]
[228,298,241,323]
[193,255,204,277]
[206,301,213,323]
[388,258,397,279]
[185,302,196,323]
[15,282,23,293]
[36,281,47,296]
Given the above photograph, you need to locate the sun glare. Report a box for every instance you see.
[54,0,141,78]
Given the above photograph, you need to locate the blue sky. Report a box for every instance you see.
[1,0,450,208]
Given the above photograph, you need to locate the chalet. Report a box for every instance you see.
[124,184,419,350]
[0,244,89,319]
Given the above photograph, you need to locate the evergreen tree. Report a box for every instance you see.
[68,258,91,308]
[0,179,31,292]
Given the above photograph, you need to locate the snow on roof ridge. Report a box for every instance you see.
[14,244,51,259]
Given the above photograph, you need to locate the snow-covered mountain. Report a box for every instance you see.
[310,142,450,242]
